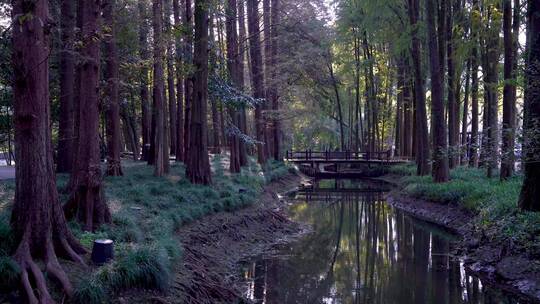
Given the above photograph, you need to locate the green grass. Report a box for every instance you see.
[393,164,540,254]
[0,157,293,302]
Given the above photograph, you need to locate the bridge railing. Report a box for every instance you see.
[285,149,392,161]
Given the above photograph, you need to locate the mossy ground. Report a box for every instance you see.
[389,164,540,256]
[0,156,292,303]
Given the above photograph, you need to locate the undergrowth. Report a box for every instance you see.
[391,163,540,254]
[0,157,292,302]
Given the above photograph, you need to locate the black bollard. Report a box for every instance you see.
[91,239,114,265]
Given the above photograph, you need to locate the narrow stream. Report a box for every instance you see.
[240,179,519,304]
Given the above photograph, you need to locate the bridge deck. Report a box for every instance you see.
[285,150,410,164]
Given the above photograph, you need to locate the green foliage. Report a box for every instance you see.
[0,256,20,292]
[72,276,108,304]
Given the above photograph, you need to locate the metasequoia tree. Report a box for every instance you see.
[186,0,212,184]
[237,0,248,166]
[408,0,430,176]
[139,0,152,162]
[484,3,502,178]
[426,0,449,183]
[270,0,281,160]
[65,0,111,231]
[165,0,178,156]
[12,0,87,301]
[446,0,458,168]
[57,0,76,173]
[152,0,168,176]
[183,0,194,161]
[226,0,242,173]
[247,0,268,164]
[500,0,520,180]
[518,0,540,211]
[173,0,185,162]
[104,0,123,176]
[469,0,480,167]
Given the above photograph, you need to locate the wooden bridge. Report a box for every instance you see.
[285,150,410,177]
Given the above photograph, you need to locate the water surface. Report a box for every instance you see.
[240,179,519,304]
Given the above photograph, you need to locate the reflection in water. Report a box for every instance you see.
[241,179,518,304]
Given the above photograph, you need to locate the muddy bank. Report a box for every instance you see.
[115,173,309,304]
[384,176,540,304]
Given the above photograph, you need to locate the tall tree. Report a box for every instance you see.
[237,0,249,166]
[173,0,185,162]
[247,0,268,164]
[518,0,540,211]
[226,0,242,173]
[139,0,152,162]
[426,0,450,183]
[186,0,212,184]
[57,0,76,173]
[469,0,480,167]
[408,0,430,175]
[152,0,168,176]
[270,0,281,160]
[104,0,123,176]
[165,0,178,157]
[183,0,194,161]
[484,3,502,178]
[500,0,519,180]
[11,0,86,301]
[446,0,458,168]
[65,0,112,231]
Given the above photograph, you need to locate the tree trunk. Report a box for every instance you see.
[328,58,346,151]
[500,0,519,180]
[152,0,167,176]
[173,0,185,162]
[470,0,480,167]
[461,59,471,165]
[426,0,450,183]
[183,0,194,161]
[104,0,123,176]
[57,0,76,173]
[518,0,540,211]
[165,0,178,157]
[65,0,111,231]
[186,0,212,184]
[446,1,458,169]
[237,0,248,166]
[270,0,281,160]
[226,0,242,173]
[139,0,152,162]
[11,1,86,301]
[485,4,502,178]
[247,0,268,164]
[408,0,430,175]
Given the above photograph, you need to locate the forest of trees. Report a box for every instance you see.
[2,0,540,301]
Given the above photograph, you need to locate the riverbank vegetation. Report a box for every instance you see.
[0,159,290,301]
[390,164,540,258]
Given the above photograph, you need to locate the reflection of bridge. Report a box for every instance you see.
[285,150,410,177]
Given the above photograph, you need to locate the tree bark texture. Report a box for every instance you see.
[57,0,76,173]
[518,0,540,211]
[65,0,112,231]
[186,0,212,184]
[11,1,87,301]
[426,0,450,183]
[104,0,124,176]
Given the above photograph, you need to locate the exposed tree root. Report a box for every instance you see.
[12,222,87,303]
